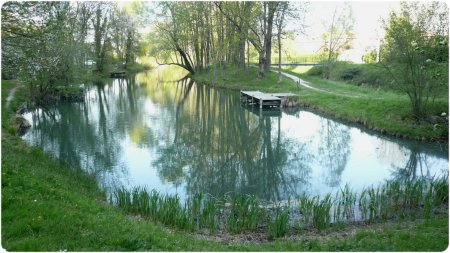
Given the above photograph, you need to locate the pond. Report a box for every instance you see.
[22,67,449,202]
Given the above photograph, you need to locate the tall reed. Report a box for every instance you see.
[267,204,290,239]
[110,174,448,238]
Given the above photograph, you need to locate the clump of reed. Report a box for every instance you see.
[333,184,357,223]
[110,174,448,239]
[295,193,333,230]
[358,175,448,222]
[224,193,264,233]
[266,204,290,239]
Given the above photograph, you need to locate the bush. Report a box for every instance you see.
[340,67,361,80]
[306,66,324,76]
[306,62,393,88]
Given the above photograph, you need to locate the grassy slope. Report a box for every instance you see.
[1,79,448,251]
[193,66,448,140]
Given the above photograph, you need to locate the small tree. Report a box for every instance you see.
[320,3,354,79]
[362,48,377,63]
[381,2,448,119]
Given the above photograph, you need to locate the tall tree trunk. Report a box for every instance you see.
[247,39,250,70]
[278,32,282,82]
[124,29,133,69]
[264,2,277,71]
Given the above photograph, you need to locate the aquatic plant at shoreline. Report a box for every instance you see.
[110,174,448,239]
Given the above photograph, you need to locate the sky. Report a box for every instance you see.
[293,1,402,62]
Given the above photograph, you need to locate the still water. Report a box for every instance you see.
[22,67,449,202]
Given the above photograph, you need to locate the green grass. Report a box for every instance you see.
[2,80,448,251]
[192,66,448,140]
[305,62,448,99]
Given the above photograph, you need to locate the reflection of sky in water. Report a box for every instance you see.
[22,68,449,202]
[280,112,447,196]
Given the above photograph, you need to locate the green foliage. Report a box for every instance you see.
[362,48,378,63]
[306,65,325,77]
[1,2,144,102]
[339,67,360,80]
[381,2,449,118]
[306,62,392,88]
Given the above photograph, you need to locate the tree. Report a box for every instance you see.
[381,2,449,119]
[274,2,307,82]
[362,48,377,63]
[274,2,289,82]
[92,3,113,73]
[320,3,354,78]
[2,2,81,100]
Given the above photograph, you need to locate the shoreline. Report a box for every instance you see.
[1,79,448,251]
[190,68,448,143]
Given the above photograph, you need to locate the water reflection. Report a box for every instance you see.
[152,77,312,201]
[318,119,351,187]
[22,67,449,201]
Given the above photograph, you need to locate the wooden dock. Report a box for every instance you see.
[240,90,295,108]
[110,71,126,78]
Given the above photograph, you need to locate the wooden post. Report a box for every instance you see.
[260,99,263,108]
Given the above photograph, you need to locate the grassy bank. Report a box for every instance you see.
[193,66,448,141]
[305,62,448,93]
[2,80,448,251]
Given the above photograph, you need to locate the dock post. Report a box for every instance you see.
[260,99,263,108]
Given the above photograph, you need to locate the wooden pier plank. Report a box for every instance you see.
[240,90,281,101]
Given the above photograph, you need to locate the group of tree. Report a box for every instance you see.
[2,1,144,101]
[150,1,306,80]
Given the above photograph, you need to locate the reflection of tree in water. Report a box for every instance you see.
[153,77,312,201]
[391,147,432,180]
[318,119,351,187]
[375,139,408,165]
[24,78,151,191]
[375,137,447,181]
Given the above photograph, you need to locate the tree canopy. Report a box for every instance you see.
[381,2,448,119]
[2,1,144,100]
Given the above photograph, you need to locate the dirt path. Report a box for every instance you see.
[5,85,20,109]
[272,69,365,98]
